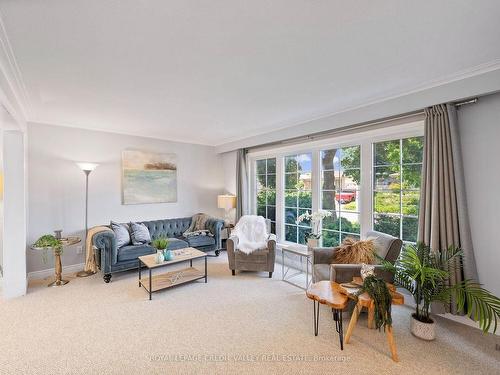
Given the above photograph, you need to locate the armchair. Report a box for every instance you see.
[227,218,276,278]
[312,230,402,283]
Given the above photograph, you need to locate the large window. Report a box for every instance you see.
[373,137,424,242]
[321,146,361,247]
[256,158,276,233]
[284,153,312,244]
[250,122,424,246]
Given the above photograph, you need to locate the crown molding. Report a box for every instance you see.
[0,9,30,130]
[216,62,500,153]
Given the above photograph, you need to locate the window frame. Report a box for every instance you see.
[320,145,362,248]
[255,158,277,233]
[248,121,424,248]
[283,153,313,244]
[372,137,424,243]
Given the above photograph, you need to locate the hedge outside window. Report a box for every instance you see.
[321,146,361,247]
[256,158,276,233]
[284,153,312,244]
[373,137,424,242]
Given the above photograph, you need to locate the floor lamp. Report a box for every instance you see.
[76,162,98,277]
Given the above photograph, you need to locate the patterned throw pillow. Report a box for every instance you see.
[110,221,131,248]
[129,222,152,245]
[333,237,375,264]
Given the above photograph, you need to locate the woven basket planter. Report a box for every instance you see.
[410,314,435,341]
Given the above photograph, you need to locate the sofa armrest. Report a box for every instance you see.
[312,247,338,265]
[93,230,117,272]
[205,217,224,249]
[329,264,394,283]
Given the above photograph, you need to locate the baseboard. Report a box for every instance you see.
[27,263,85,281]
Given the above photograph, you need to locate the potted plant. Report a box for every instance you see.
[152,237,171,261]
[33,234,63,263]
[296,210,332,249]
[381,243,500,340]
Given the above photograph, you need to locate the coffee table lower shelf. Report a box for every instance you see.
[140,266,205,291]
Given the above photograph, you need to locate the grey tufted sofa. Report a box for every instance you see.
[93,216,224,283]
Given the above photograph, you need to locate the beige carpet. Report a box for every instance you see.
[1,254,498,375]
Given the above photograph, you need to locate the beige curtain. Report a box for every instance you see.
[235,149,248,221]
[418,104,478,313]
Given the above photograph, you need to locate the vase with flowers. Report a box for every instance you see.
[296,210,333,249]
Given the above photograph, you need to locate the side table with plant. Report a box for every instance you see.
[32,234,67,287]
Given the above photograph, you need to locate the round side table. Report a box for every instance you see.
[32,237,81,287]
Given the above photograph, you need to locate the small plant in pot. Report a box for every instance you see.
[152,237,171,261]
[381,242,500,340]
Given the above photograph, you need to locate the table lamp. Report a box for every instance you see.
[217,194,236,224]
[76,162,98,277]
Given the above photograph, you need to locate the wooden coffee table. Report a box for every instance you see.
[306,281,349,350]
[138,248,207,300]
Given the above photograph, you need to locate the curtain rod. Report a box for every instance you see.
[247,110,424,152]
[246,97,478,152]
[454,98,478,107]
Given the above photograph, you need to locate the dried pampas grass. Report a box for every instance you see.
[333,237,375,264]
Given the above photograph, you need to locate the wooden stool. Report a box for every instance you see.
[306,281,349,350]
[339,280,404,362]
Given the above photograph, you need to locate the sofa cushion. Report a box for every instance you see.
[129,222,151,245]
[167,238,189,250]
[110,221,131,248]
[117,244,155,262]
[183,235,215,248]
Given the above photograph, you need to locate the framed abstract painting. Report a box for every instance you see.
[122,150,177,204]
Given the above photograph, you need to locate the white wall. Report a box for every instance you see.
[217,69,500,153]
[2,129,27,298]
[27,123,224,273]
[221,151,237,196]
[457,92,500,297]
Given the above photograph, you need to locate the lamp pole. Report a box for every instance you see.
[76,163,98,277]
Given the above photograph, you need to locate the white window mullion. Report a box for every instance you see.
[360,140,373,238]
[249,159,256,215]
[311,150,320,214]
[275,156,284,243]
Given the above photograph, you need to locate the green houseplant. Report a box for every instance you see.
[381,242,500,340]
[357,275,393,331]
[34,234,63,263]
[152,237,171,262]
[152,237,169,251]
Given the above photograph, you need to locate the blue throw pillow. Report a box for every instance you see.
[110,221,131,248]
[130,222,151,245]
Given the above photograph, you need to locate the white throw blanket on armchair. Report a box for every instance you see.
[232,215,272,254]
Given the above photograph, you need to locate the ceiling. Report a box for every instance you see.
[1,0,499,146]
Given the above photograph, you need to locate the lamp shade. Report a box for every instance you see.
[217,195,236,210]
[76,162,99,172]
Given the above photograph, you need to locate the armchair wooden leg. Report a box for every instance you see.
[232,270,235,276]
